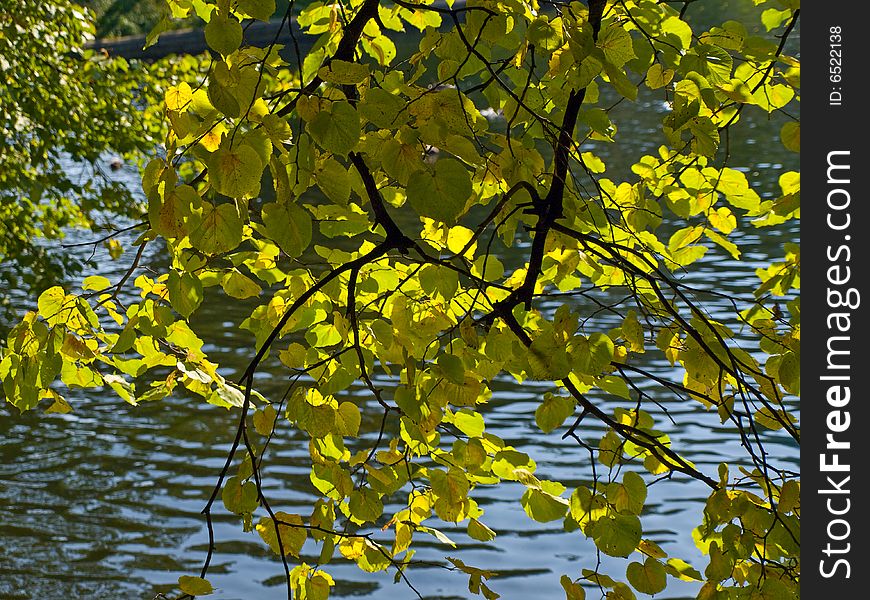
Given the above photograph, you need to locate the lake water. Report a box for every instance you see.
[0,7,798,600]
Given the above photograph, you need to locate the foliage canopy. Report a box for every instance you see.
[2,0,800,598]
[0,1,173,318]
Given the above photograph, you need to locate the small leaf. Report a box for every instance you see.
[253,405,277,436]
[597,24,636,67]
[646,64,674,89]
[315,157,351,205]
[606,471,647,516]
[468,518,497,541]
[190,202,244,255]
[262,200,313,258]
[664,558,702,581]
[406,159,472,224]
[318,59,370,84]
[178,575,214,596]
[535,394,575,433]
[591,514,642,557]
[335,401,361,436]
[521,488,569,523]
[780,121,799,152]
[626,558,667,595]
[308,101,360,156]
[237,0,276,21]
[208,144,264,199]
[256,512,307,556]
[205,14,243,56]
[638,539,668,560]
[82,275,111,291]
[222,476,259,515]
[221,269,262,299]
[168,270,203,318]
[165,82,193,111]
[348,488,383,523]
[453,409,485,437]
[560,575,586,600]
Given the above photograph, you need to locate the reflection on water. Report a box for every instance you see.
[1,9,798,598]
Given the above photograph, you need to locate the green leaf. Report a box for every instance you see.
[252,405,277,436]
[205,14,243,57]
[492,450,536,480]
[682,44,733,85]
[646,64,674,89]
[761,8,791,31]
[168,270,204,318]
[535,394,575,433]
[780,121,799,152]
[437,353,466,385]
[221,269,262,299]
[81,275,111,292]
[468,518,497,542]
[315,157,351,205]
[178,575,214,596]
[335,401,361,436]
[261,200,313,258]
[717,168,761,211]
[597,24,636,67]
[453,409,485,437]
[152,185,201,239]
[570,486,608,527]
[560,575,586,600]
[222,475,259,514]
[528,333,572,381]
[37,286,67,324]
[626,558,667,595]
[319,59,370,85]
[145,16,172,49]
[527,16,563,51]
[660,15,693,49]
[406,158,472,224]
[598,375,631,400]
[664,558,702,581]
[256,512,307,556]
[607,471,647,516]
[360,88,406,129]
[348,488,383,523]
[571,333,614,376]
[591,514,642,557]
[208,144,264,199]
[165,82,193,112]
[380,139,424,184]
[521,488,569,522]
[190,202,244,255]
[308,102,360,156]
[638,539,668,560]
[431,467,470,522]
[237,0,276,21]
[705,229,741,259]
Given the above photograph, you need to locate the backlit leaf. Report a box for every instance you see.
[406,159,472,224]
[535,394,575,433]
[262,200,313,258]
[205,14,243,56]
[626,558,667,595]
[178,575,214,596]
[591,514,642,557]
[256,512,307,556]
[190,202,244,255]
[208,144,264,199]
[308,102,360,156]
[237,0,276,21]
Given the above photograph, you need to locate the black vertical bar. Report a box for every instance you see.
[804,5,866,597]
